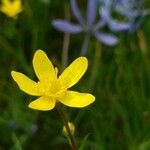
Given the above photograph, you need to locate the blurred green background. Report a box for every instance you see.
[0,0,150,149]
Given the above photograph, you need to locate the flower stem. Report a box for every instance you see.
[137,30,149,61]
[61,4,70,69]
[62,32,70,69]
[88,42,101,89]
[80,33,90,56]
[56,104,77,150]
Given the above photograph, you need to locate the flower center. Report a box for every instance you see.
[37,80,65,98]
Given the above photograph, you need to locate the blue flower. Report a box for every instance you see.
[52,0,118,55]
[99,0,148,32]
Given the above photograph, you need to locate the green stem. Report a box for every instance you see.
[62,32,70,69]
[56,104,77,150]
[80,33,90,56]
[88,42,101,89]
[137,30,149,61]
[61,4,70,69]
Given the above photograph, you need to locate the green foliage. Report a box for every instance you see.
[0,0,150,149]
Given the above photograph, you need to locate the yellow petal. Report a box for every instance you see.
[1,0,9,5]
[59,91,95,108]
[11,71,40,96]
[58,57,88,89]
[28,96,56,111]
[13,0,22,7]
[33,50,56,83]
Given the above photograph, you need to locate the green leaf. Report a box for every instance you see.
[79,134,90,150]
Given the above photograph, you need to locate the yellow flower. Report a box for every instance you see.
[11,50,95,111]
[0,0,23,18]
[62,122,75,136]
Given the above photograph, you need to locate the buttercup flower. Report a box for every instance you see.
[11,50,95,111]
[0,0,23,18]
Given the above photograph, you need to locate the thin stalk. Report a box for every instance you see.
[88,42,101,89]
[137,30,149,61]
[56,104,77,150]
[80,33,90,56]
[62,33,70,69]
[12,133,23,150]
[61,4,70,69]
